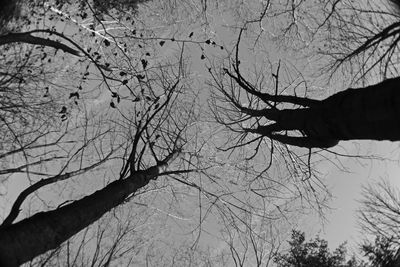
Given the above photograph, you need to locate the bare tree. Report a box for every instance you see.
[0,1,368,266]
[204,3,400,263]
[0,1,200,265]
[209,0,400,159]
[217,208,285,267]
[0,53,196,266]
[357,179,400,267]
[26,196,193,267]
[358,180,400,243]
[213,52,400,149]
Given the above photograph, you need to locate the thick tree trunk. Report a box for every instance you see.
[0,165,162,267]
[247,76,400,148]
[320,76,400,141]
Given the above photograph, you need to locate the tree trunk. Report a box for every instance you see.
[320,76,400,141]
[248,76,400,148]
[0,165,161,267]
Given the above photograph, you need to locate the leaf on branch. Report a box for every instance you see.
[136,74,145,80]
[69,92,79,99]
[110,102,116,108]
[59,106,67,114]
[141,59,148,69]
[43,87,49,97]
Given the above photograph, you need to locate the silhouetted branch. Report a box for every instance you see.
[0,31,83,56]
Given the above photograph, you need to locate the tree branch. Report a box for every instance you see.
[1,149,115,227]
[0,32,83,56]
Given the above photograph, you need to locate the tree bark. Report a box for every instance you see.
[0,165,162,267]
[246,76,400,148]
[320,76,400,141]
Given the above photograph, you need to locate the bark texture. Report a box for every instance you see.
[0,165,161,267]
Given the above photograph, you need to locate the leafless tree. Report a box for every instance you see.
[1,1,371,266]
[0,1,201,265]
[358,180,400,243]
[212,48,400,148]
[209,0,400,186]
[357,179,400,266]
[204,4,400,262]
[0,49,197,266]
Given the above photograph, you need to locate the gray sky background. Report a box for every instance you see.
[187,2,400,255]
[321,140,400,250]
[1,1,400,264]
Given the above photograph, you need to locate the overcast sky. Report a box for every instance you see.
[2,1,400,264]
[188,2,400,256]
[321,140,400,250]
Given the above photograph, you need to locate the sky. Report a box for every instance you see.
[2,1,400,265]
[320,140,400,250]
[188,1,400,258]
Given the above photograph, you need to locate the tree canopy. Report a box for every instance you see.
[274,230,363,267]
[1,0,400,266]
